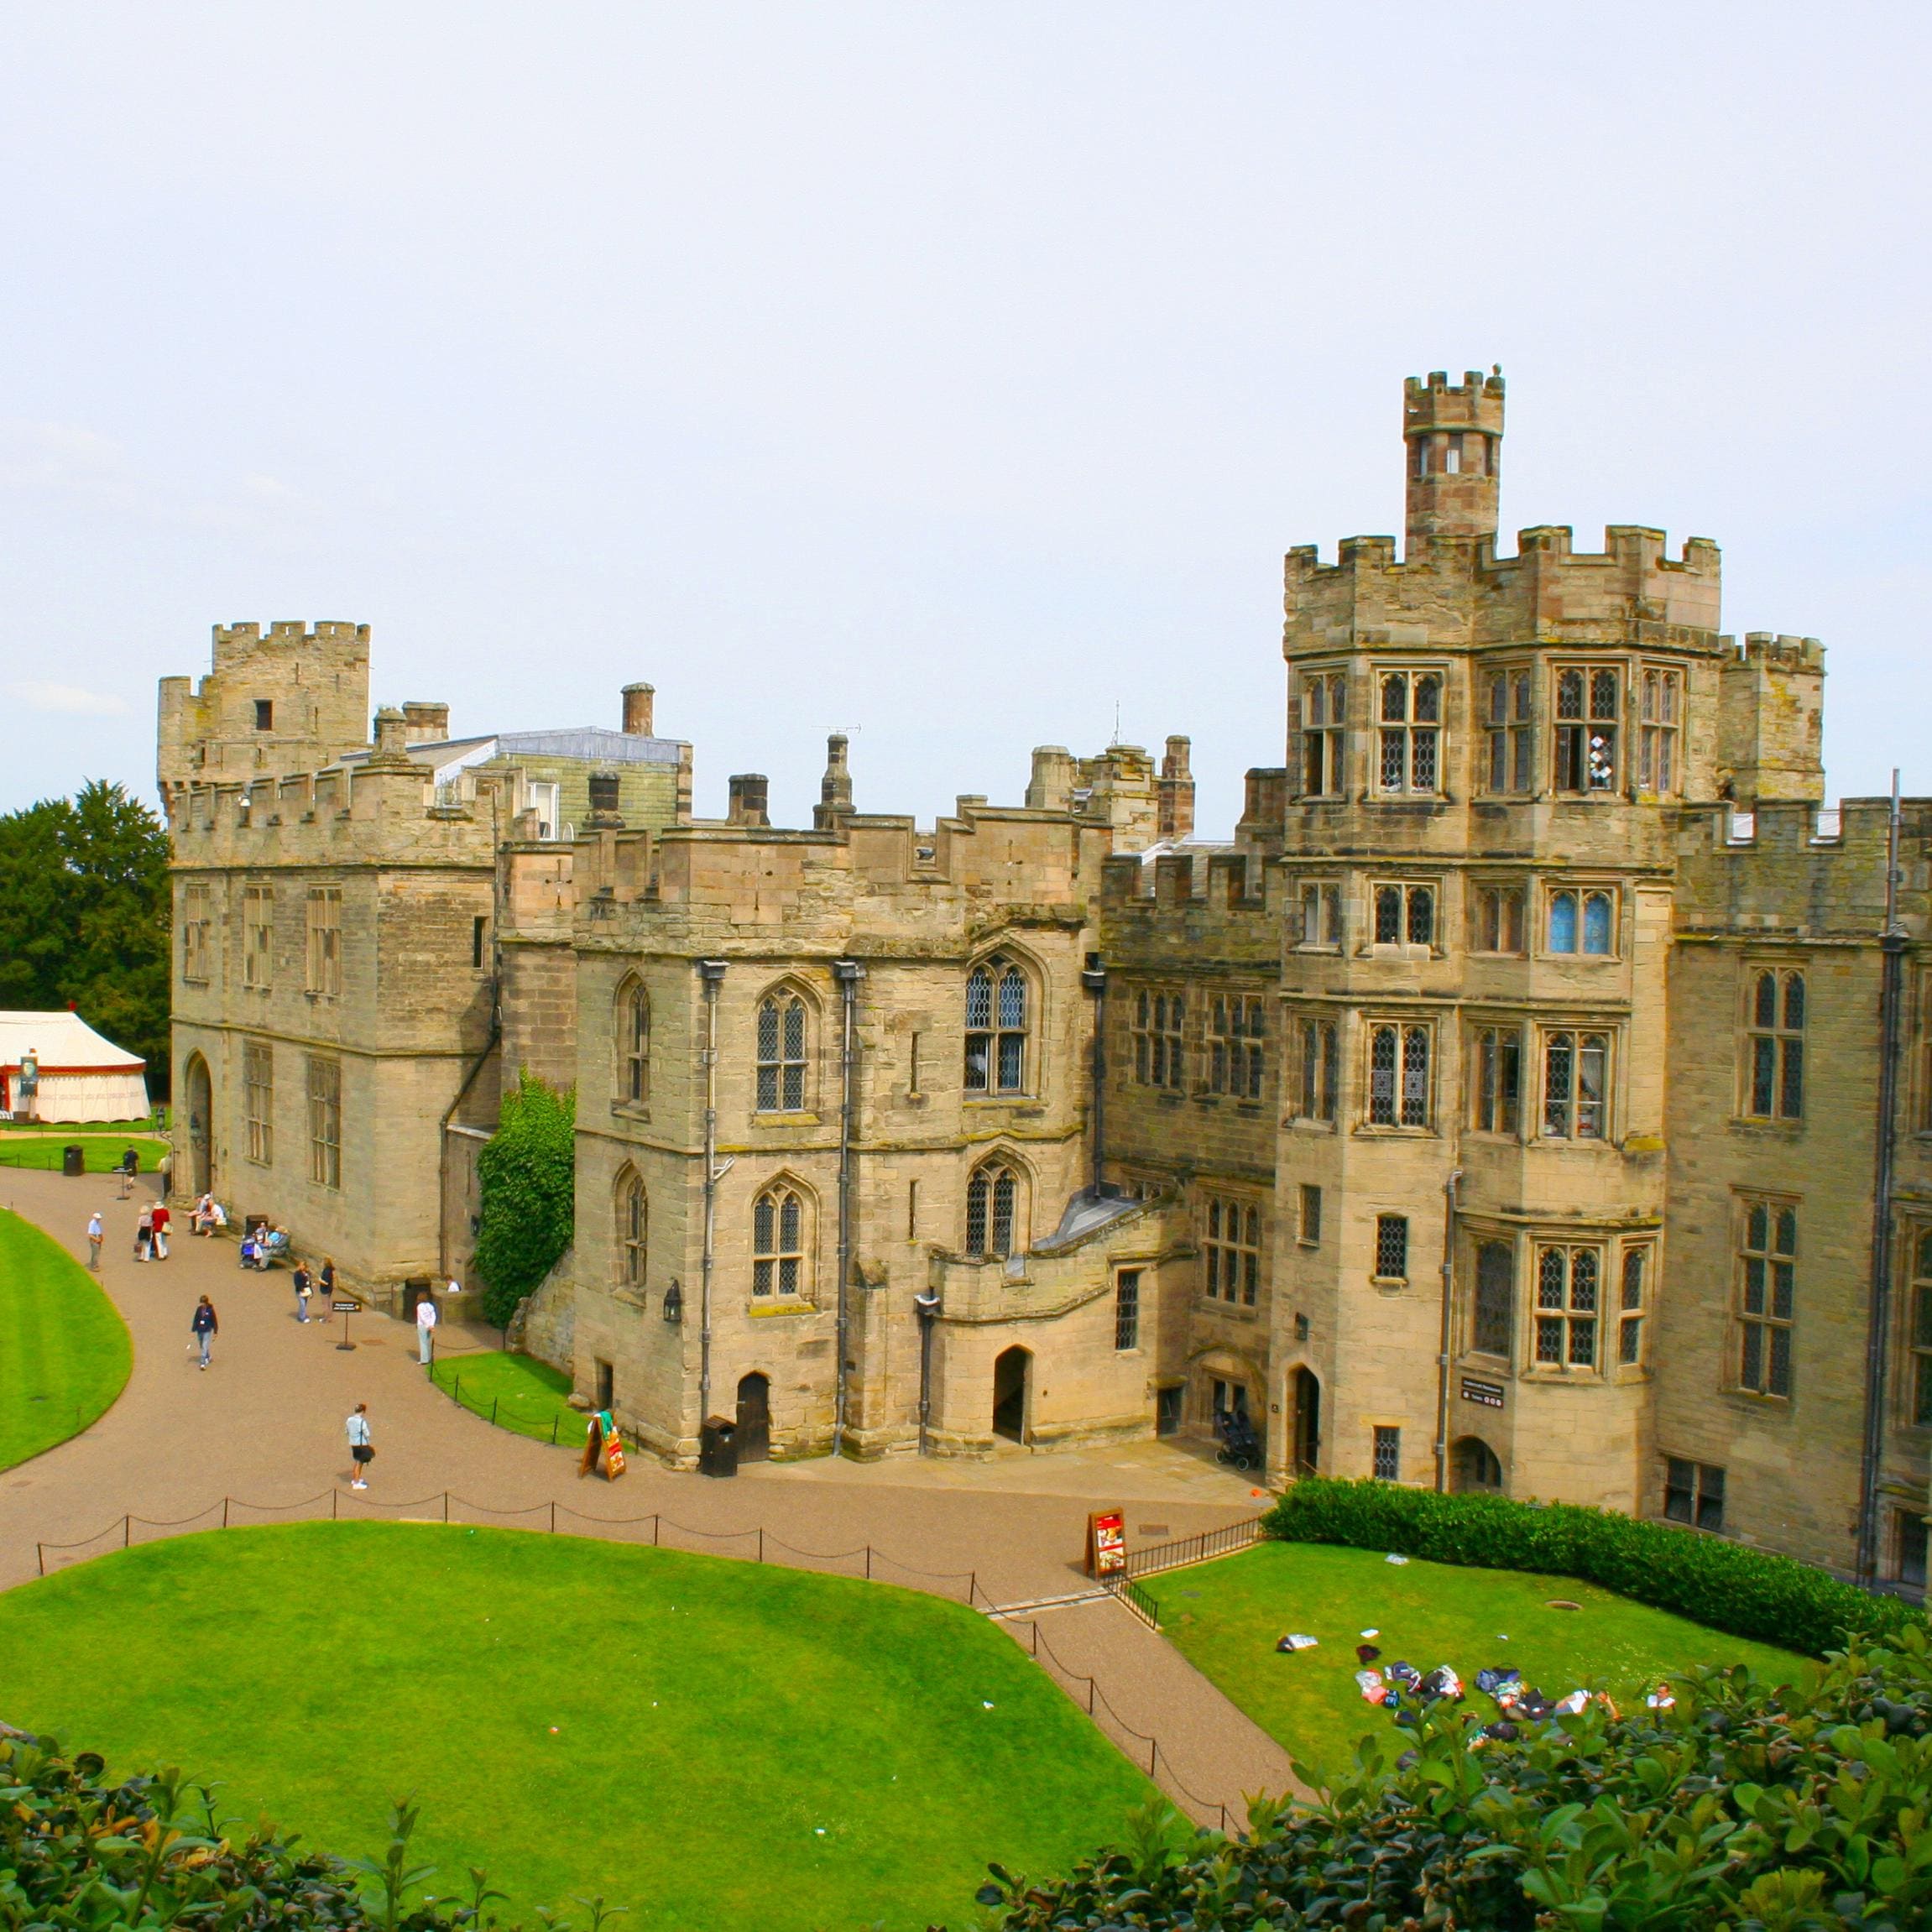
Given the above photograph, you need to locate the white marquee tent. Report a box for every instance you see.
[0,1010,149,1123]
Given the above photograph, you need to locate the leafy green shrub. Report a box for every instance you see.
[471,1072,575,1329]
[1263,1477,1919,1658]
[0,1732,584,1931]
[984,1626,1932,1930]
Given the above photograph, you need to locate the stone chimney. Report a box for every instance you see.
[727,774,770,827]
[402,701,450,744]
[368,707,414,766]
[1026,745,1076,812]
[815,733,854,828]
[1157,734,1195,843]
[622,684,655,736]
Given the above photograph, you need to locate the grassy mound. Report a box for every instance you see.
[0,1207,132,1470]
[1145,1539,1803,1779]
[0,1521,1150,1932]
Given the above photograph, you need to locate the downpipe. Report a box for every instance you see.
[1434,1165,1463,1492]
[832,958,864,1456]
[697,960,727,1433]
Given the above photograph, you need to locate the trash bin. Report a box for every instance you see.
[62,1145,85,1177]
[698,1416,739,1479]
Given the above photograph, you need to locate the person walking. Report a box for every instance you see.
[149,1200,170,1261]
[190,1295,218,1369]
[346,1402,373,1489]
[293,1261,313,1323]
[134,1203,154,1262]
[415,1291,438,1366]
[86,1210,103,1271]
[117,1149,135,1200]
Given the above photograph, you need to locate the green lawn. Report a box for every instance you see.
[0,1522,1149,1930]
[0,1209,133,1470]
[430,1349,582,1447]
[0,1134,170,1174]
[1145,1539,1807,1783]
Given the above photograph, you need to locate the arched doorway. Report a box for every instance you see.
[184,1054,212,1198]
[1292,1366,1321,1476]
[1452,1435,1503,1494]
[992,1346,1030,1442]
[735,1371,771,1462]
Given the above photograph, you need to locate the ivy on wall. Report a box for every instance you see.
[473,1071,575,1329]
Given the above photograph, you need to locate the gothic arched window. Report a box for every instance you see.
[965,1160,1023,1258]
[618,979,650,1104]
[756,991,808,1112]
[965,954,1029,1095]
[617,1169,647,1287]
[752,1183,807,1298]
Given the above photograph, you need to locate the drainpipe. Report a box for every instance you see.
[697,960,728,1435]
[915,1287,940,1455]
[1080,953,1108,1196]
[1856,773,1907,1584]
[1434,1165,1463,1492]
[832,958,864,1456]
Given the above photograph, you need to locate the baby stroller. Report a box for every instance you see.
[240,1226,290,1270]
[1214,1406,1262,1471]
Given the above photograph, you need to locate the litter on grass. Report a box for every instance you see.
[1360,1627,1380,1638]
[1385,1553,1409,1565]
[1276,1632,1318,1653]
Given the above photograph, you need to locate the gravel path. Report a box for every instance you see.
[0,1165,1298,1824]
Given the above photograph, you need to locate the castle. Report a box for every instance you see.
[159,373,1931,1590]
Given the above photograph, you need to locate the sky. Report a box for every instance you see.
[1,3,1927,835]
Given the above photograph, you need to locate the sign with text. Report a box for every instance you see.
[1459,1376,1506,1410]
[582,1410,627,1480]
[1086,1508,1126,1577]
[331,1298,362,1314]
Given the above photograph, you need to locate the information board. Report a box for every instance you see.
[1086,1508,1126,1577]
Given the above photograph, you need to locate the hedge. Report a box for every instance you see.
[987,1624,1932,1930]
[1262,1476,1922,1658]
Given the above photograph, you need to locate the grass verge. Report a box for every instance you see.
[429,1350,581,1446]
[1144,1538,1804,1783]
[0,1135,170,1174]
[0,1208,133,1470]
[0,1522,1150,1932]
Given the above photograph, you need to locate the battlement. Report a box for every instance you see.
[1739,630,1825,671]
[1284,524,1724,653]
[211,619,369,667]
[1404,368,1505,551]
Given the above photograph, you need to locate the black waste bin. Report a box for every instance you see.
[62,1145,85,1177]
[698,1416,739,1479]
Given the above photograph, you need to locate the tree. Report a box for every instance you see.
[472,1071,576,1327]
[0,781,171,1092]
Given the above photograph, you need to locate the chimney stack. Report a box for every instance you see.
[370,707,410,762]
[402,701,450,744]
[817,732,854,823]
[622,684,655,736]
[727,774,769,826]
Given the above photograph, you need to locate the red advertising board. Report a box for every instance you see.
[1087,1508,1126,1577]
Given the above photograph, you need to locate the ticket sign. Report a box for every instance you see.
[1087,1508,1126,1577]
[331,1298,361,1313]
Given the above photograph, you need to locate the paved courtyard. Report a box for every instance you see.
[0,1165,1295,1822]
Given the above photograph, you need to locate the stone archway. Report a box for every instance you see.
[183,1054,212,1198]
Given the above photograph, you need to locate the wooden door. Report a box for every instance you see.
[735,1371,771,1462]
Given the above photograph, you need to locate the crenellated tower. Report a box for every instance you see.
[1403,368,1505,554]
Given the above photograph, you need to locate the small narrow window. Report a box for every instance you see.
[1298,1018,1339,1122]
[1372,1425,1401,1481]
[1114,1271,1141,1351]
[1737,1200,1796,1396]
[1911,1230,1932,1427]
[1298,1183,1322,1245]
[1299,881,1342,946]
[619,1173,647,1287]
[906,1179,919,1242]
[1619,1246,1648,1365]
[1401,1026,1431,1126]
[1474,1241,1513,1356]
[1299,671,1348,798]
[254,698,274,731]
[1375,1214,1408,1282]
[1582,892,1613,955]
[472,915,488,970]
[1548,890,1579,953]
[1744,969,1805,1120]
[1475,1026,1522,1135]
[908,1031,922,1095]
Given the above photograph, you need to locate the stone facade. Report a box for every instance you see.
[159,376,1931,1590]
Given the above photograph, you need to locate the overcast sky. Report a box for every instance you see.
[1,3,1926,833]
